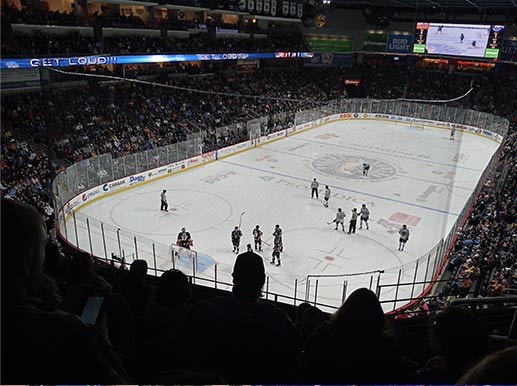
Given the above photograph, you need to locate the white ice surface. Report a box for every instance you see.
[71,120,499,311]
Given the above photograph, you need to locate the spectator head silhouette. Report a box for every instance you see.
[156,269,191,307]
[1,198,47,306]
[129,259,148,278]
[332,288,385,335]
[231,250,265,301]
[429,306,488,379]
[69,251,94,281]
[457,346,517,384]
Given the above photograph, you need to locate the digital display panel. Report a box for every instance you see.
[413,22,505,59]
[0,52,314,69]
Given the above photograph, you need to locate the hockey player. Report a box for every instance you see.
[177,227,192,249]
[332,208,346,231]
[362,162,370,176]
[450,127,456,141]
[323,185,331,208]
[231,226,243,254]
[271,238,282,266]
[460,33,465,43]
[253,225,263,251]
[398,224,410,251]
[348,208,358,234]
[160,189,168,211]
[359,203,370,230]
[311,178,319,199]
[273,224,282,238]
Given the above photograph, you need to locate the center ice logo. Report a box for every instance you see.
[311,155,396,180]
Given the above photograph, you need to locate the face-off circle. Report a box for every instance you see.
[311,154,397,180]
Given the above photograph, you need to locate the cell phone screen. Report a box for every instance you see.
[80,296,104,325]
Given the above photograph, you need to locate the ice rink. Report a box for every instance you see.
[70,119,500,310]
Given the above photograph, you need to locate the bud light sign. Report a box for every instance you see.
[387,34,414,54]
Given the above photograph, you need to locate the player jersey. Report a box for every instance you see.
[253,228,262,240]
[177,231,191,246]
[232,229,242,240]
[335,211,346,222]
[273,243,282,253]
[274,234,282,246]
[351,211,358,221]
[160,192,167,202]
[324,188,331,199]
[360,207,370,218]
[273,227,282,237]
[399,228,410,240]
[363,163,370,170]
[311,180,319,189]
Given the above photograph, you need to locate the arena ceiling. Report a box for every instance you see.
[334,0,517,11]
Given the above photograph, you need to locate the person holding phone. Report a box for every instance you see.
[1,198,129,383]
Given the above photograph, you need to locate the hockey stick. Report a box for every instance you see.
[327,219,335,225]
[262,240,271,246]
[238,211,245,229]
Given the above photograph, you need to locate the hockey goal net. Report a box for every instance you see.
[409,119,425,131]
[169,243,198,275]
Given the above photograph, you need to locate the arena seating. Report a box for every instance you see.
[1,31,306,56]
[1,56,516,383]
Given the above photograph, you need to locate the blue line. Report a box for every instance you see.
[221,160,460,216]
[289,137,483,172]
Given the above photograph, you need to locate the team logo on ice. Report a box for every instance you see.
[311,155,396,180]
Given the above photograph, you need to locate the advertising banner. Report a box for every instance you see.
[306,37,354,53]
[500,39,517,61]
[386,34,414,53]
[363,32,388,52]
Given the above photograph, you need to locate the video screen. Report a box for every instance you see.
[413,22,505,59]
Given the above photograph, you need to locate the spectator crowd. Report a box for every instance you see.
[2,4,260,32]
[1,30,306,57]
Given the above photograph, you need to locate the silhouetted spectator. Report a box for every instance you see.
[300,288,405,383]
[114,259,154,317]
[416,307,488,383]
[142,269,191,376]
[212,251,299,383]
[173,300,225,377]
[62,251,112,315]
[297,303,326,341]
[1,198,127,383]
[457,346,517,383]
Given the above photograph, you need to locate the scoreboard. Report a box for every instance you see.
[413,22,505,59]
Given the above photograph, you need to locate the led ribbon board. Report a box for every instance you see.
[0,52,314,69]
